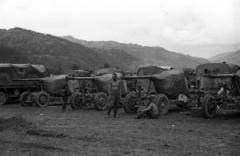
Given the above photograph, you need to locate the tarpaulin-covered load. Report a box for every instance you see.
[38,70,92,96]
[151,70,189,99]
[0,64,49,87]
[32,65,50,77]
[196,63,240,91]
[137,66,169,76]
[94,72,127,95]
[137,66,170,93]
[94,68,123,76]
[38,75,69,96]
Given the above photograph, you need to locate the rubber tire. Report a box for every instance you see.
[201,94,216,119]
[19,92,34,107]
[123,93,138,113]
[94,92,109,110]
[153,94,169,115]
[0,91,7,105]
[35,91,50,107]
[70,92,84,109]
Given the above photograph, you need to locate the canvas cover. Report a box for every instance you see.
[94,72,127,95]
[137,66,169,76]
[0,64,49,86]
[38,75,69,96]
[93,68,123,76]
[151,70,189,99]
[38,70,92,96]
[137,66,169,93]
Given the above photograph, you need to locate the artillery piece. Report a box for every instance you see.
[12,75,70,107]
[196,63,240,118]
[67,72,127,111]
[122,69,189,115]
[12,70,90,107]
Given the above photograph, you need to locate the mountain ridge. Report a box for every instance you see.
[62,35,210,69]
[208,50,240,65]
[0,27,210,73]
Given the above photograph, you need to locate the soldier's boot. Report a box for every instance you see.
[114,106,118,118]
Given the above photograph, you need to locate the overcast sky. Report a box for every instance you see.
[0,0,239,58]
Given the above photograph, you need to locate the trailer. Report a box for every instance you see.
[0,64,50,105]
[196,63,240,118]
[122,69,189,115]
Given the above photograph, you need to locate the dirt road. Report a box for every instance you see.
[0,103,240,156]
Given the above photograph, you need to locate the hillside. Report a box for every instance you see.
[0,28,138,73]
[0,27,210,73]
[209,51,235,62]
[63,36,210,69]
[209,50,240,65]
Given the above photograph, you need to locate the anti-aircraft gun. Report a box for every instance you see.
[196,63,240,118]
[122,66,189,115]
[66,71,127,110]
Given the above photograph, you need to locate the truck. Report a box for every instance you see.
[0,64,50,105]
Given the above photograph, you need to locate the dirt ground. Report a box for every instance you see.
[0,102,240,156]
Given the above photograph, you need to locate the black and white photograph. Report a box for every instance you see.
[0,0,239,155]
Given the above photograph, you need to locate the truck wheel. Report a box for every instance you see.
[70,92,84,109]
[123,93,138,113]
[35,91,50,107]
[19,92,34,107]
[153,94,169,115]
[94,92,109,110]
[0,91,7,105]
[201,94,216,119]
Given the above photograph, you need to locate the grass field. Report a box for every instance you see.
[0,103,240,156]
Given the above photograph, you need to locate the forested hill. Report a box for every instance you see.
[0,27,210,74]
[63,36,210,69]
[0,28,138,74]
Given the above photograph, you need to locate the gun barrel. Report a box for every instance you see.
[67,77,95,81]
[122,76,151,80]
[12,78,41,81]
[200,74,236,78]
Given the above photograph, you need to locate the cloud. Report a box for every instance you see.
[0,0,239,58]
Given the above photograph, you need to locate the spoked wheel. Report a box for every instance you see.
[123,93,138,113]
[94,92,109,110]
[153,94,169,115]
[70,92,84,109]
[201,94,217,119]
[0,92,7,105]
[19,92,34,107]
[35,91,50,107]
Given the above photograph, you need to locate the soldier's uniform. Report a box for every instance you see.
[62,82,68,111]
[136,103,159,119]
[107,79,121,117]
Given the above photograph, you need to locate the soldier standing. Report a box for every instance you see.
[62,78,69,111]
[106,73,122,118]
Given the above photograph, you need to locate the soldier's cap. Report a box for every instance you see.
[112,72,117,75]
